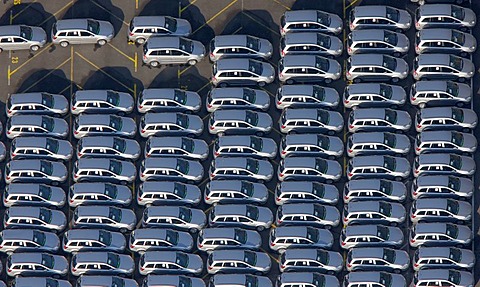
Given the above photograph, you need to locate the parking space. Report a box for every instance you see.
[0,0,478,286]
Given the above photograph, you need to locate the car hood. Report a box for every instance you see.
[327,160,342,179]
[257,113,273,129]
[124,140,141,157]
[188,115,204,134]
[463,33,476,50]
[255,252,271,270]
[456,224,472,241]
[118,254,135,271]
[460,59,475,74]
[462,109,477,125]
[396,157,411,174]
[395,250,410,266]
[121,161,137,178]
[330,14,343,32]
[188,254,203,272]
[327,59,342,78]
[254,90,271,108]
[121,209,137,226]
[317,229,333,247]
[192,40,206,56]
[258,276,273,287]
[116,185,133,203]
[389,227,404,244]
[259,38,273,56]
[121,117,137,135]
[52,94,69,112]
[391,86,407,104]
[45,232,61,249]
[396,33,410,50]
[52,163,68,179]
[262,138,278,156]
[51,210,67,229]
[258,160,274,179]
[395,134,410,151]
[324,89,340,106]
[185,91,202,110]
[54,255,69,273]
[178,232,194,249]
[118,92,134,110]
[464,8,476,26]
[111,232,127,249]
[261,62,275,78]
[191,209,207,228]
[188,160,204,178]
[246,231,262,248]
[328,251,344,270]
[50,187,66,204]
[391,203,406,219]
[329,36,343,53]
[54,119,69,135]
[184,185,201,203]
[31,26,47,43]
[459,270,474,286]
[456,200,472,218]
[98,20,115,37]
[396,58,409,76]
[57,140,73,157]
[391,274,406,287]
[396,111,412,127]
[258,207,273,224]
[193,140,209,157]
[460,157,475,174]
[459,249,474,265]
[391,181,407,198]
[458,177,474,193]
[398,10,412,29]
[175,18,192,36]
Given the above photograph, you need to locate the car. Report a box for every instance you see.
[141,206,206,233]
[77,276,138,287]
[71,90,134,115]
[0,25,47,52]
[409,222,472,248]
[5,159,67,185]
[346,247,410,273]
[51,18,114,47]
[0,229,59,254]
[12,277,72,287]
[210,274,271,287]
[410,198,471,224]
[73,114,136,139]
[278,157,342,183]
[209,157,273,182]
[76,136,140,161]
[413,153,475,177]
[343,83,406,109]
[343,201,406,226]
[346,54,409,83]
[414,4,476,30]
[410,80,472,108]
[4,183,66,208]
[206,87,270,112]
[204,180,268,206]
[280,10,343,35]
[412,175,473,200]
[347,132,410,157]
[209,35,273,61]
[139,112,203,138]
[280,133,343,159]
[279,108,344,135]
[70,252,134,276]
[137,88,201,113]
[206,250,271,275]
[413,54,475,82]
[269,226,334,253]
[6,115,68,139]
[73,158,136,184]
[6,92,68,117]
[279,248,343,273]
[143,36,205,66]
[278,55,342,84]
[138,251,202,276]
[143,275,204,287]
[344,272,406,287]
[275,84,340,110]
[144,137,208,160]
[4,206,67,233]
[415,28,476,55]
[129,228,193,253]
[347,29,409,56]
[413,247,474,271]
[137,181,200,207]
[349,6,412,31]
[343,179,407,203]
[280,32,343,57]
[6,253,68,278]
[415,107,477,132]
[208,204,273,231]
[72,206,136,233]
[213,135,277,159]
[211,58,275,87]
[139,157,203,183]
[197,227,261,252]
[275,181,339,205]
[340,225,404,249]
[276,203,340,228]
[69,182,132,207]
[11,137,73,161]
[348,108,412,133]
[62,229,126,253]
[128,16,192,43]
[412,269,473,287]
[347,155,411,181]
[414,131,477,155]
[0,142,6,162]
[277,273,339,287]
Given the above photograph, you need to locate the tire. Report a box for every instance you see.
[136,38,146,45]
[456,102,464,107]
[120,228,127,233]
[258,81,266,87]
[394,269,401,274]
[324,78,332,84]
[278,248,286,254]
[395,177,402,182]
[189,228,199,233]
[328,155,336,160]
[391,77,399,83]
[60,41,69,47]
[286,79,294,85]
[390,104,398,109]
[53,275,60,279]
[149,61,160,67]
[52,181,59,186]
[418,103,426,109]
[326,179,333,184]
[118,112,125,116]
[255,131,264,137]
[325,225,332,230]
[30,45,40,52]
[390,222,398,227]
[97,39,107,46]
[257,226,265,232]
[458,77,466,83]
[353,78,361,83]
[188,59,198,66]
[327,270,335,275]
[327,130,335,136]
[219,82,228,88]
[460,52,467,57]
[393,52,400,57]
[120,181,127,185]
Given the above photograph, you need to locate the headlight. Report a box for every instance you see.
[200,54,205,57]
[402,71,407,75]
[469,71,474,75]
[108,34,113,38]
[335,72,340,76]
[470,21,475,25]
[267,51,272,55]
[466,97,471,101]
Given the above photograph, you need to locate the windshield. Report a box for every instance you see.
[446,81,459,96]
[317,33,331,48]
[312,182,325,197]
[245,111,259,126]
[113,137,126,152]
[243,88,256,103]
[451,108,464,122]
[235,228,247,244]
[248,60,263,74]
[179,38,193,53]
[87,19,100,34]
[379,84,393,99]
[316,249,329,264]
[176,113,189,128]
[446,199,460,214]
[244,251,257,265]
[451,30,465,44]
[106,91,120,106]
[382,56,397,70]
[164,16,177,31]
[166,229,179,244]
[317,110,330,123]
[379,201,392,216]
[383,30,397,45]
[316,11,331,25]
[384,109,397,124]
[250,136,263,151]
[245,275,258,287]
[313,204,326,219]
[313,273,325,287]
[109,115,123,130]
[446,223,458,238]
[315,56,329,71]
[41,254,54,268]
[41,116,54,131]
[306,227,319,242]
[246,205,259,220]
[111,277,124,287]
[107,253,120,267]
[448,176,460,191]
[20,25,33,40]
[449,155,462,169]
[449,55,463,70]
[46,278,59,287]
[108,207,122,222]
[99,230,112,245]
[449,247,462,262]
[45,138,59,153]
[173,89,187,104]
[379,180,393,195]
[377,225,390,239]
[41,93,54,107]
[173,183,187,198]
[382,248,396,263]
[317,135,330,149]
[176,158,189,174]
[246,36,260,51]
[383,133,396,147]
[33,230,46,245]
[240,181,254,196]
[109,160,122,175]
[104,183,118,198]
[312,86,326,100]
[379,272,392,287]
[448,270,461,284]
[315,158,327,173]
[385,7,399,21]
[451,5,465,20]
[40,160,53,175]
[179,207,192,222]
[181,138,194,152]
[38,184,52,199]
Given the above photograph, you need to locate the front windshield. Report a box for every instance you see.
[109,115,123,130]
[38,185,52,199]
[176,113,189,128]
[113,138,126,152]
[449,247,462,262]
[243,88,256,103]
[246,36,260,51]
[449,55,463,70]
[312,273,325,287]
[384,109,397,123]
[40,160,53,175]
[317,135,330,149]
[317,110,329,123]
[20,25,33,40]
[451,108,464,122]
[109,160,122,175]
[174,90,187,104]
[377,225,390,239]
[382,248,396,263]
[175,252,189,267]
[45,138,59,153]
[33,230,46,245]
[313,204,326,219]
[446,223,458,238]
[316,249,329,264]
[245,111,259,126]
[235,228,247,244]
[316,11,331,25]
[379,180,393,195]
[385,7,399,21]
[45,278,59,287]
[446,82,459,96]
[39,208,52,223]
[108,207,122,222]
[383,156,396,171]
[179,38,193,53]
[315,56,329,71]
[246,205,259,220]
[176,158,189,174]
[41,93,54,107]
[244,251,257,265]
[179,207,192,222]
[87,19,100,34]
[106,91,120,106]
[250,136,263,151]
[104,183,118,198]
[181,138,194,152]
[312,86,326,100]
[245,158,259,174]
[379,84,393,99]
[111,277,124,287]
[107,253,120,267]
[446,199,460,215]
[315,158,327,173]
[317,33,331,48]
[166,229,179,244]
[451,30,465,44]
[245,275,258,287]
[383,133,396,147]
[383,30,397,45]
[451,5,465,20]
[173,183,187,198]
[41,254,54,268]
[449,155,462,169]
[448,270,461,285]
[178,277,191,287]
[41,116,54,131]
[382,56,397,70]
[99,230,112,245]
[248,60,263,74]
[379,272,392,287]
[306,227,319,242]
[448,176,460,191]
[379,201,392,217]
[312,182,325,197]
[164,16,178,31]
[240,181,254,196]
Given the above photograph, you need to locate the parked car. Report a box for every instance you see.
[142,36,205,66]
[6,92,68,117]
[51,18,114,47]
[280,10,343,35]
[71,90,134,115]
[128,16,192,43]
[209,35,273,61]
[0,25,47,52]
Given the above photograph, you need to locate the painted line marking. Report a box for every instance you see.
[107,43,136,63]
[345,0,361,10]
[39,1,73,26]
[261,248,280,263]
[180,0,197,13]
[272,0,290,11]
[192,0,238,35]
[242,12,280,36]
[91,0,129,26]
[260,87,276,99]
[7,65,11,85]
[10,0,39,21]
[19,57,71,93]
[196,81,212,93]
[70,45,74,93]
[8,43,53,76]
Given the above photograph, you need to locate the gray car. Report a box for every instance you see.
[413,247,474,271]
[415,107,478,132]
[197,227,261,252]
[4,206,67,233]
[0,25,46,52]
[69,182,132,207]
[275,181,339,205]
[129,228,193,253]
[413,153,475,177]
[412,175,474,200]
[7,252,68,278]
[137,181,200,207]
[346,247,410,273]
[409,222,472,248]
[139,251,202,276]
[137,88,201,113]
[349,6,412,31]
[209,204,273,231]
[348,108,412,133]
[278,273,338,287]
[139,112,203,138]
[209,35,273,61]
[13,278,72,287]
[143,36,205,66]
[278,157,342,183]
[415,28,476,55]
[5,159,68,185]
[139,157,203,183]
[343,83,406,109]
[209,110,273,136]
[207,250,271,275]
[71,90,134,115]
[11,137,73,161]
[144,275,204,287]
[280,32,343,57]
[144,136,208,160]
[278,55,342,84]
[0,229,59,254]
[415,131,477,155]
[207,87,270,112]
[4,183,66,208]
[413,54,475,81]
[51,18,114,47]
[6,92,68,117]
[276,84,340,110]
[74,114,136,139]
[77,136,140,161]
[70,252,134,277]
[279,248,343,273]
[410,80,472,108]
[211,58,275,87]
[279,108,344,135]
[415,4,476,30]
[209,157,274,182]
[214,135,277,159]
[142,206,206,233]
[72,206,136,233]
[77,276,137,287]
[280,10,343,35]
[343,201,407,226]
[347,29,410,56]
[346,54,409,83]
[281,134,344,159]
[340,225,404,249]
[344,272,405,287]
[343,179,407,203]
[413,269,473,287]
[62,229,125,253]
[6,115,68,139]
[276,203,340,228]
[347,132,410,157]
[269,226,334,253]
[410,198,472,224]
[73,158,136,184]
[204,180,268,205]
[210,274,271,287]
[347,155,411,181]
[128,16,192,43]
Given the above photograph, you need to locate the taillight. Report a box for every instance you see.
[414,263,419,267]
[281,125,286,129]
[209,52,214,57]
[344,100,350,104]
[130,244,135,248]
[69,199,74,203]
[71,106,76,110]
[347,47,352,53]
[411,97,416,101]
[280,265,285,269]
[214,152,220,156]
[141,130,145,133]
[344,217,348,222]
[281,50,285,56]
[281,151,286,155]
[139,105,143,109]
[411,214,416,218]
[416,147,421,151]
[208,266,213,270]
[74,131,79,134]
[129,32,134,36]
[53,36,57,40]
[277,101,282,105]
[210,126,215,130]
[344,195,349,200]
[279,173,284,177]
[348,149,353,153]
[417,124,422,128]
[348,173,353,177]
[270,242,275,246]
[207,104,212,108]
[349,125,354,129]
[341,242,346,246]
[415,170,419,174]
[411,239,416,243]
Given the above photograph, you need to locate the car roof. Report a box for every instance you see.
[283,156,318,168]
[418,28,455,40]
[418,4,454,16]
[141,88,180,100]
[348,201,381,212]
[146,36,183,49]
[210,87,252,99]
[10,252,45,264]
[77,158,114,169]
[417,54,453,65]
[6,183,44,195]
[284,10,321,22]
[415,222,449,233]
[417,153,453,165]
[349,54,385,66]
[212,110,251,121]
[132,228,171,239]
[12,137,52,148]
[212,250,247,261]
[413,80,449,92]
[281,203,318,215]
[74,90,121,101]
[351,29,388,42]
[55,19,89,30]
[0,25,22,37]
[10,115,47,125]
[76,206,112,217]
[282,55,321,67]
[9,92,47,105]
[345,225,380,236]
[417,246,452,258]
[214,274,251,285]
[351,155,386,167]
[213,35,251,48]
[201,228,237,239]
[284,248,320,260]
[353,5,389,18]
[66,229,103,240]
[148,136,185,148]
[77,114,115,125]
[415,198,450,210]
[284,108,320,120]
[274,226,308,237]
[347,83,383,94]
[350,247,386,259]
[214,157,250,168]
[285,134,320,146]
[352,108,386,120]
[7,206,43,217]
[351,132,386,144]
[146,206,182,217]
[80,136,117,147]
[284,32,322,45]
[9,159,47,170]
[213,205,247,216]
[143,112,179,123]
[279,181,316,192]
[132,16,167,27]
[217,135,253,147]
[143,251,179,262]
[215,58,252,70]
[280,84,318,96]
[1,229,35,240]
[143,157,181,168]
[74,251,110,263]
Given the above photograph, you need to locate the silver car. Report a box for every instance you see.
[139,112,203,138]
[62,229,125,253]
[204,180,268,205]
[137,88,201,113]
[4,206,67,233]
[13,277,72,287]
[340,225,404,249]
[69,182,132,207]
[347,155,411,181]
[413,247,474,271]
[72,206,136,233]
[6,115,68,139]
[0,25,46,52]
[413,54,475,81]
[73,114,136,139]
[415,28,476,55]
[349,6,412,31]
[410,198,471,224]
[129,228,193,253]
[6,92,68,117]
[347,132,410,157]
[51,18,114,47]
[209,35,273,61]
[343,83,406,109]
[143,36,205,66]
[77,136,140,160]
[5,159,68,185]
[278,55,342,84]
[7,253,68,278]
[348,108,412,133]
[280,133,343,159]
[206,250,271,275]
[211,58,275,87]
[409,222,472,248]
[412,175,473,200]
[214,135,277,159]
[415,4,476,30]
[345,272,405,287]
[4,183,66,208]
[209,110,273,136]
[277,272,339,287]
[413,269,473,287]
[415,107,478,132]
[197,227,261,252]
[347,29,409,56]
[346,247,410,273]
[275,181,339,205]
[343,201,406,226]
[206,87,270,112]
[138,251,202,276]
[280,32,343,57]
[11,137,73,161]
[137,181,201,207]
[139,157,203,183]
[70,252,134,277]
[269,226,334,253]
[279,248,343,274]
[279,108,344,135]
[276,203,340,229]
[343,179,407,203]
[209,204,273,231]
[71,90,134,115]
[77,276,137,287]
[210,274,272,287]
[0,229,59,254]
[144,136,208,160]
[142,206,206,233]
[278,157,342,183]
[410,80,472,108]
[280,10,343,35]
[128,16,192,44]
[346,54,409,83]
[415,131,477,155]
[413,153,475,177]
[73,158,136,184]
[276,84,340,110]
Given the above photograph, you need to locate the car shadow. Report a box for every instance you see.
[82,66,144,98]
[16,69,78,100]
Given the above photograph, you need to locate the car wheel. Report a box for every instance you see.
[418,103,426,109]
[118,273,126,278]
[188,59,198,66]
[189,228,199,233]
[256,226,265,232]
[254,271,263,276]
[390,104,398,109]
[60,41,69,47]
[324,78,332,84]
[149,61,160,67]
[136,38,146,45]
[390,222,398,227]
[219,82,228,88]
[120,181,127,185]
[30,45,40,52]
[328,155,336,160]
[395,177,402,182]
[327,270,335,275]
[258,81,266,87]
[286,79,294,85]
[458,77,466,83]
[457,220,464,225]
[53,274,60,279]
[0,48,3,53]
[255,131,264,137]
[391,77,399,83]
[462,128,471,133]
[325,225,332,230]
[393,269,401,274]
[278,248,286,254]
[120,228,127,233]
[456,102,464,107]
[460,52,467,57]
[455,244,465,248]
[456,0,464,4]
[327,130,335,136]
[353,78,361,83]
[52,181,59,186]
[393,52,400,57]
[97,39,107,46]
[326,179,333,184]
